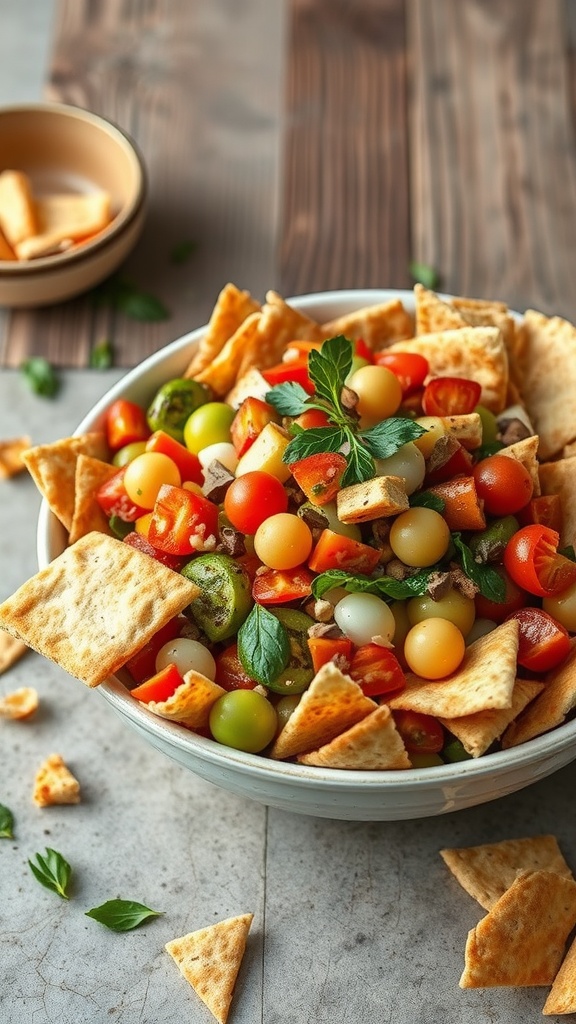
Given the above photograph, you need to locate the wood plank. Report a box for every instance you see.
[279,0,411,297]
[1,0,284,367]
[409,0,576,320]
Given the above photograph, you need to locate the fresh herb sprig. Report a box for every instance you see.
[266,335,426,486]
[28,848,72,899]
[0,803,14,839]
[311,568,435,602]
[85,899,162,932]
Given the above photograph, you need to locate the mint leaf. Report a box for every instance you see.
[452,533,506,602]
[0,803,14,838]
[361,417,426,460]
[85,899,162,931]
[409,261,441,289]
[238,604,290,686]
[308,335,352,408]
[284,426,347,464]
[89,338,114,369]
[28,848,72,899]
[311,568,434,601]
[21,358,60,398]
[265,381,311,417]
[410,490,446,512]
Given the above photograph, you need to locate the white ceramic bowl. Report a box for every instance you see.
[37,289,576,820]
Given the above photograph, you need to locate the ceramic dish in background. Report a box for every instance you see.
[0,103,147,307]
[36,289,576,821]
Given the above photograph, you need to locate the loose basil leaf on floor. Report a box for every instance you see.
[20,357,60,398]
[89,338,114,369]
[28,848,72,899]
[170,239,197,265]
[85,899,163,931]
[409,260,441,289]
[237,603,290,686]
[91,275,169,321]
[0,803,14,838]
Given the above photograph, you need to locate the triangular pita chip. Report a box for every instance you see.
[0,435,31,478]
[438,678,543,758]
[0,685,39,719]
[539,456,576,549]
[165,913,253,1024]
[320,298,414,350]
[297,704,411,770]
[502,643,576,748]
[236,291,324,378]
[459,870,576,988]
[183,283,261,379]
[440,835,573,911]
[0,632,28,674]
[543,934,576,1015]
[0,532,200,687]
[269,662,376,761]
[499,435,541,496]
[145,669,225,728]
[68,454,118,545]
[450,294,516,349]
[33,752,80,807]
[413,283,470,334]
[388,620,519,719]
[193,312,262,397]
[514,309,576,459]
[386,326,508,413]
[22,432,108,530]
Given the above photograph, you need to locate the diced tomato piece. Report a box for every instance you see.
[427,475,486,531]
[236,553,264,583]
[374,351,429,395]
[308,529,381,574]
[289,452,347,507]
[293,408,331,430]
[504,524,576,598]
[123,530,186,570]
[349,643,405,697]
[421,376,482,416]
[145,430,203,485]
[354,338,374,363]
[261,357,314,394]
[230,397,280,458]
[392,710,444,754]
[131,663,184,703]
[214,642,257,690]
[96,466,148,522]
[307,636,354,674]
[125,616,183,684]
[252,566,315,604]
[148,484,219,556]
[506,607,571,673]
[105,398,150,451]
[517,493,564,533]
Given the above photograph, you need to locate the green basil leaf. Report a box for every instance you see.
[85,899,163,932]
[89,338,114,369]
[170,239,197,265]
[311,568,434,601]
[237,604,290,686]
[409,261,441,289]
[116,288,169,322]
[265,381,311,417]
[0,803,14,838]
[410,490,446,512]
[308,335,353,408]
[283,426,346,464]
[28,848,72,899]
[20,358,60,398]
[452,533,506,602]
[361,417,426,460]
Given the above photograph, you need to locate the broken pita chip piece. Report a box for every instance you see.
[499,434,541,496]
[165,913,253,1024]
[233,292,324,381]
[193,311,262,398]
[33,752,81,807]
[144,669,226,729]
[440,835,573,911]
[320,297,414,350]
[297,703,411,770]
[0,632,28,675]
[0,532,201,688]
[459,870,576,988]
[68,454,118,545]
[388,619,519,720]
[438,678,543,759]
[22,432,108,532]
[413,283,470,334]
[502,643,576,749]
[183,282,261,379]
[543,934,576,1015]
[515,309,576,460]
[539,456,576,550]
[0,435,32,478]
[269,662,376,761]
[0,685,39,720]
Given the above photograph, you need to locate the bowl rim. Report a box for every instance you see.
[0,101,148,275]
[36,286,576,792]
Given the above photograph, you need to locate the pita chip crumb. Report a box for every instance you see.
[0,686,39,720]
[165,913,253,1024]
[0,435,31,478]
[0,633,28,675]
[298,703,411,770]
[33,753,81,807]
[543,934,576,1015]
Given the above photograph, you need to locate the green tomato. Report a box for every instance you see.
[112,440,147,467]
[147,378,210,442]
[209,689,278,753]
[184,402,236,454]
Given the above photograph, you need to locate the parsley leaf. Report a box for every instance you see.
[284,426,347,463]
[0,803,14,838]
[21,358,60,398]
[265,381,311,417]
[341,430,375,486]
[28,848,72,899]
[308,335,352,408]
[452,533,506,602]
[89,338,114,369]
[311,568,434,601]
[361,417,426,460]
[85,899,162,931]
[237,604,290,686]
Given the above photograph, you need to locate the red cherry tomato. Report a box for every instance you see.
[289,452,347,507]
[96,466,148,522]
[474,566,527,623]
[148,484,219,555]
[214,643,257,690]
[506,607,572,673]
[145,430,203,485]
[252,566,314,605]
[105,398,150,451]
[373,351,429,395]
[224,471,288,535]
[392,710,444,754]
[349,644,406,697]
[504,524,576,598]
[261,357,314,393]
[421,376,482,416]
[472,454,534,516]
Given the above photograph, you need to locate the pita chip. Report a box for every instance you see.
[414,283,470,334]
[298,704,411,770]
[0,435,31,478]
[145,669,225,729]
[440,835,573,911]
[500,435,541,496]
[193,311,262,397]
[0,633,28,675]
[269,662,376,761]
[183,283,261,379]
[165,913,253,1024]
[33,752,81,807]
[22,432,108,531]
[515,309,576,459]
[539,456,576,549]
[235,291,324,378]
[0,532,200,687]
[0,224,16,261]
[459,870,576,988]
[0,686,39,719]
[543,935,576,1015]
[438,679,543,758]
[68,454,118,545]
[320,297,414,351]
[502,643,576,749]
[0,169,37,245]
[388,620,519,720]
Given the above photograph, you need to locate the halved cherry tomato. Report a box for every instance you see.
[131,663,184,703]
[214,642,257,690]
[230,397,280,458]
[504,524,576,598]
[96,466,148,522]
[506,607,571,672]
[308,529,381,574]
[148,484,219,555]
[125,616,184,685]
[392,710,444,754]
[123,530,186,570]
[293,408,331,430]
[105,398,150,451]
[421,376,482,416]
[517,493,563,533]
[307,636,354,674]
[224,471,288,535]
[349,644,406,697]
[145,430,203,485]
[373,351,429,395]
[261,357,314,394]
[252,566,314,604]
[474,566,527,623]
[289,452,347,507]
[472,454,533,516]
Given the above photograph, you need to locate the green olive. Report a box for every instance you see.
[146,378,211,442]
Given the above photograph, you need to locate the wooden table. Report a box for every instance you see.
[3,4,576,1024]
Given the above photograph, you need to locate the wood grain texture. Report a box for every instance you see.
[409,0,576,319]
[279,0,411,297]
[1,0,284,367]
